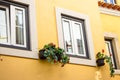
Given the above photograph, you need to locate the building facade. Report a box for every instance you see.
[0,0,120,80]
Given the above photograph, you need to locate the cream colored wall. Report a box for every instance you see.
[0,0,107,80]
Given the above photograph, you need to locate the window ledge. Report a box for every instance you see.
[99,7,120,16]
[98,1,120,16]
[0,47,38,59]
[70,57,96,66]
[114,70,120,74]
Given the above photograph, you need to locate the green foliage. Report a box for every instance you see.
[39,43,69,67]
[96,50,115,77]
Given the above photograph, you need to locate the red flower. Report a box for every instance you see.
[48,43,56,47]
[110,54,112,56]
[54,60,57,63]
[102,49,104,53]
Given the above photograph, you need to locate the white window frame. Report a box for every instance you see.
[104,32,120,74]
[0,3,27,47]
[105,40,116,68]
[62,18,87,57]
[56,7,96,66]
[10,5,26,47]
[0,0,38,59]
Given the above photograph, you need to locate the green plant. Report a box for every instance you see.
[96,49,115,77]
[39,43,69,67]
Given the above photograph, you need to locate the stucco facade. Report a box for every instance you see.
[0,0,120,80]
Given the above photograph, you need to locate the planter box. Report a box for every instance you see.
[96,58,105,66]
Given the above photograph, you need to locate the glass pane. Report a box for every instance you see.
[0,9,8,43]
[73,23,86,56]
[62,20,73,53]
[105,41,116,68]
[15,9,24,45]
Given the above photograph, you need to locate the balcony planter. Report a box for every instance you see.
[96,58,105,66]
[39,49,46,59]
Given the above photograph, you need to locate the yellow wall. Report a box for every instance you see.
[100,13,120,80]
[0,0,117,80]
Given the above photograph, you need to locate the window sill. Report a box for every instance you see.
[114,70,120,74]
[0,47,38,59]
[99,7,120,16]
[69,56,96,66]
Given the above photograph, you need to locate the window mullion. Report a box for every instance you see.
[10,5,16,45]
[70,20,77,55]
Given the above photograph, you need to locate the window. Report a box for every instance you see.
[0,1,30,50]
[0,0,38,59]
[56,8,96,66]
[104,0,116,4]
[104,32,120,74]
[105,39,117,69]
[62,16,89,58]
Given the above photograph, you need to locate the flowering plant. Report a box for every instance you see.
[96,49,115,77]
[39,43,69,67]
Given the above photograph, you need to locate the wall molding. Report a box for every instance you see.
[99,7,120,16]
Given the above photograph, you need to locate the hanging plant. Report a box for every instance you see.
[39,43,70,67]
[96,49,115,77]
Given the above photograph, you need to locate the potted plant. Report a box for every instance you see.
[96,49,115,77]
[96,51,105,66]
[39,43,70,67]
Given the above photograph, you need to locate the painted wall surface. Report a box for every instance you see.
[100,13,120,80]
[0,0,114,80]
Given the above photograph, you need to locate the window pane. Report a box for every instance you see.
[105,40,116,68]
[104,0,115,4]
[73,23,86,56]
[0,8,8,43]
[15,9,24,45]
[62,19,73,53]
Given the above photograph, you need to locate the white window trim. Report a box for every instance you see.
[10,5,27,47]
[0,0,38,59]
[105,40,116,68]
[62,18,86,57]
[104,32,120,74]
[99,7,120,16]
[55,7,96,66]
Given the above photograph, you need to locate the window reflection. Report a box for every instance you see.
[73,23,85,55]
[0,9,8,43]
[15,9,24,45]
[62,20,73,53]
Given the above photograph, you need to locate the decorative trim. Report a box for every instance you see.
[99,7,120,16]
[55,7,96,66]
[0,0,38,59]
[98,1,120,11]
